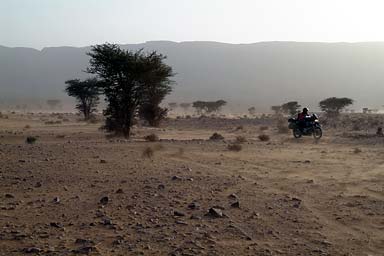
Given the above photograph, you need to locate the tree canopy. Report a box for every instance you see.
[87,43,174,137]
[65,78,101,120]
[319,97,353,116]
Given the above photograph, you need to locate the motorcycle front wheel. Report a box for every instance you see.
[293,128,302,138]
[313,127,322,139]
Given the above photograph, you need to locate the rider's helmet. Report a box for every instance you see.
[302,107,309,114]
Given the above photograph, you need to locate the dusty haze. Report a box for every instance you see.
[1,41,384,112]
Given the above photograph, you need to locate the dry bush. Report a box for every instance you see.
[353,148,362,154]
[144,133,159,142]
[26,136,37,144]
[259,126,269,131]
[210,132,224,140]
[45,120,62,125]
[24,125,31,129]
[142,147,154,158]
[235,136,247,144]
[258,134,270,142]
[228,143,242,152]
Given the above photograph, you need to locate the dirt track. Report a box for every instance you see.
[0,114,383,255]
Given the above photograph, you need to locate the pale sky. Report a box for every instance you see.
[2,0,384,49]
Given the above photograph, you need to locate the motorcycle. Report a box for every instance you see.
[288,114,322,139]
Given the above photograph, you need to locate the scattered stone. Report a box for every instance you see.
[188,202,200,210]
[75,238,95,245]
[175,220,188,225]
[228,193,238,200]
[101,217,112,225]
[158,184,165,190]
[100,196,109,205]
[171,176,182,181]
[72,246,98,254]
[174,210,186,217]
[50,222,63,228]
[5,193,14,199]
[35,182,42,188]
[231,201,240,208]
[52,197,60,204]
[190,214,202,220]
[100,159,107,164]
[206,208,223,218]
[115,189,124,194]
[23,247,42,253]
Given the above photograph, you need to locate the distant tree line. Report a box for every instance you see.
[271,97,354,117]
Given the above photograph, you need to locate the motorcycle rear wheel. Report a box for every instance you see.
[313,127,322,139]
[293,128,302,138]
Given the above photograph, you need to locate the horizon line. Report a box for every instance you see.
[2,40,384,51]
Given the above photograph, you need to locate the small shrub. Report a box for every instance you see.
[258,134,270,142]
[142,147,154,158]
[144,134,159,142]
[24,125,31,129]
[353,148,362,154]
[210,132,224,140]
[26,136,37,144]
[227,143,242,152]
[259,126,269,131]
[235,136,247,144]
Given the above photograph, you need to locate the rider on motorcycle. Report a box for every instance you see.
[297,107,311,131]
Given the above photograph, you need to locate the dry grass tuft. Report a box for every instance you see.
[227,143,242,152]
[142,147,155,158]
[235,136,247,144]
[353,148,362,154]
[210,132,224,141]
[144,133,159,142]
[26,136,37,144]
[258,134,270,142]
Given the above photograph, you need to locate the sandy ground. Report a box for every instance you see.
[0,113,383,255]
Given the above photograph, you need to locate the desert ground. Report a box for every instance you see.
[0,112,383,256]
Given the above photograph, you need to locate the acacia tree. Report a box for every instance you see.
[248,107,256,116]
[319,97,353,116]
[192,100,227,115]
[87,44,174,137]
[138,53,173,127]
[281,101,301,116]
[65,78,101,120]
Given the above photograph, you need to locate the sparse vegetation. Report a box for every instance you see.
[87,43,174,138]
[281,101,301,116]
[142,147,154,158]
[210,132,224,141]
[248,107,256,116]
[227,143,242,152]
[353,148,362,154]
[144,133,159,142]
[235,136,247,144]
[192,100,227,115]
[258,134,270,141]
[26,136,37,144]
[319,97,353,116]
[65,78,101,120]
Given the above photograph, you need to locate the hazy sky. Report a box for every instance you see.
[2,0,384,49]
